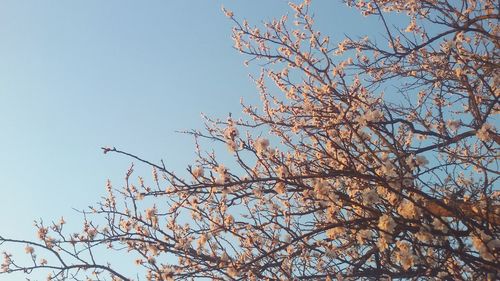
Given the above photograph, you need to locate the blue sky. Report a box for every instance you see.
[0,1,386,280]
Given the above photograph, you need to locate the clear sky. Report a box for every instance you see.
[0,1,387,280]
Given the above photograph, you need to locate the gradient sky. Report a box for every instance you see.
[0,1,389,280]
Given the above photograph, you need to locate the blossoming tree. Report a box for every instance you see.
[1,0,499,280]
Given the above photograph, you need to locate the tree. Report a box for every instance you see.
[1,0,499,280]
